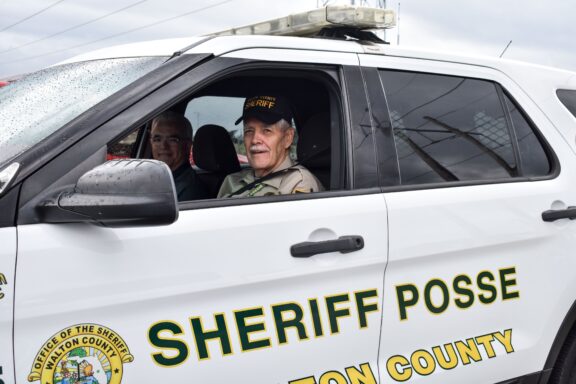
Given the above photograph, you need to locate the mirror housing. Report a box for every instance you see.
[38,159,178,227]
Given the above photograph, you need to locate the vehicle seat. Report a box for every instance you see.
[297,113,331,189]
[193,124,241,197]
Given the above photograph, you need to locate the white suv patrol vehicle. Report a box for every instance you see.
[2,6,576,384]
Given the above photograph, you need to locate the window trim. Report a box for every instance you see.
[342,65,386,189]
[361,66,401,188]
[178,187,383,210]
[163,61,351,207]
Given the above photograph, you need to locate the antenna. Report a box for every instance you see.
[500,40,512,58]
[379,0,386,41]
[396,1,400,45]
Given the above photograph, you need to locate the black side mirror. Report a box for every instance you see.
[38,159,178,227]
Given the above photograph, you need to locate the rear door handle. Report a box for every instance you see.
[291,235,364,258]
[542,206,576,222]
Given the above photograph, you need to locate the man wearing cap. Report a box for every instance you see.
[150,111,209,201]
[217,95,323,198]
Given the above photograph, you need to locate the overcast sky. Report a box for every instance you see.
[0,0,575,79]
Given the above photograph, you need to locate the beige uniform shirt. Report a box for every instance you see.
[218,156,324,198]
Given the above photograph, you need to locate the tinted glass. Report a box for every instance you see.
[345,66,379,189]
[504,94,551,177]
[108,129,140,160]
[557,89,576,118]
[380,70,517,185]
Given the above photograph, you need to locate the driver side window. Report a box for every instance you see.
[108,69,339,203]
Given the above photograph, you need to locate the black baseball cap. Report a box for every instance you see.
[235,95,293,125]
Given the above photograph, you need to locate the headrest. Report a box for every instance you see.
[297,113,331,168]
[193,124,241,173]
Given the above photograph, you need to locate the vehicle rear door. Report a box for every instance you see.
[360,54,576,383]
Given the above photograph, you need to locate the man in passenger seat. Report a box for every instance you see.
[218,95,323,198]
[150,111,209,201]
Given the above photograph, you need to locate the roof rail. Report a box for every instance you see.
[207,5,396,39]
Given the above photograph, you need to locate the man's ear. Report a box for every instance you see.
[284,127,295,149]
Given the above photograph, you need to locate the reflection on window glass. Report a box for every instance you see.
[557,89,576,118]
[380,70,517,185]
[108,130,139,160]
[504,94,551,177]
[0,57,166,167]
[353,105,379,188]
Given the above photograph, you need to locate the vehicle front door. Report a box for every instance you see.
[14,52,388,384]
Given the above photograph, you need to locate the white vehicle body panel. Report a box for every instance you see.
[56,37,204,65]
[15,195,388,383]
[0,229,16,384]
[222,47,360,66]
[380,178,576,383]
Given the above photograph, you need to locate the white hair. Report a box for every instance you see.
[151,111,193,140]
[243,118,292,132]
[276,118,292,132]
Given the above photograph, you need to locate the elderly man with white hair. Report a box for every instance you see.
[218,95,323,198]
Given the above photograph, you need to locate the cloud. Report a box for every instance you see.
[0,0,575,77]
[387,0,576,71]
[0,0,320,76]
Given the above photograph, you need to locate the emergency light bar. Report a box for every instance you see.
[210,5,396,38]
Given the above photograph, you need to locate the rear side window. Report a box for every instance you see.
[378,70,552,186]
[503,93,551,177]
[557,89,576,118]
[380,70,517,185]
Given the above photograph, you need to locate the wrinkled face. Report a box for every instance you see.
[243,118,294,177]
[150,123,191,171]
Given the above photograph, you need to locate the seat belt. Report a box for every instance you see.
[226,164,300,197]
[226,146,329,197]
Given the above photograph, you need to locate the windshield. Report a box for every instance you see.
[0,57,166,167]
